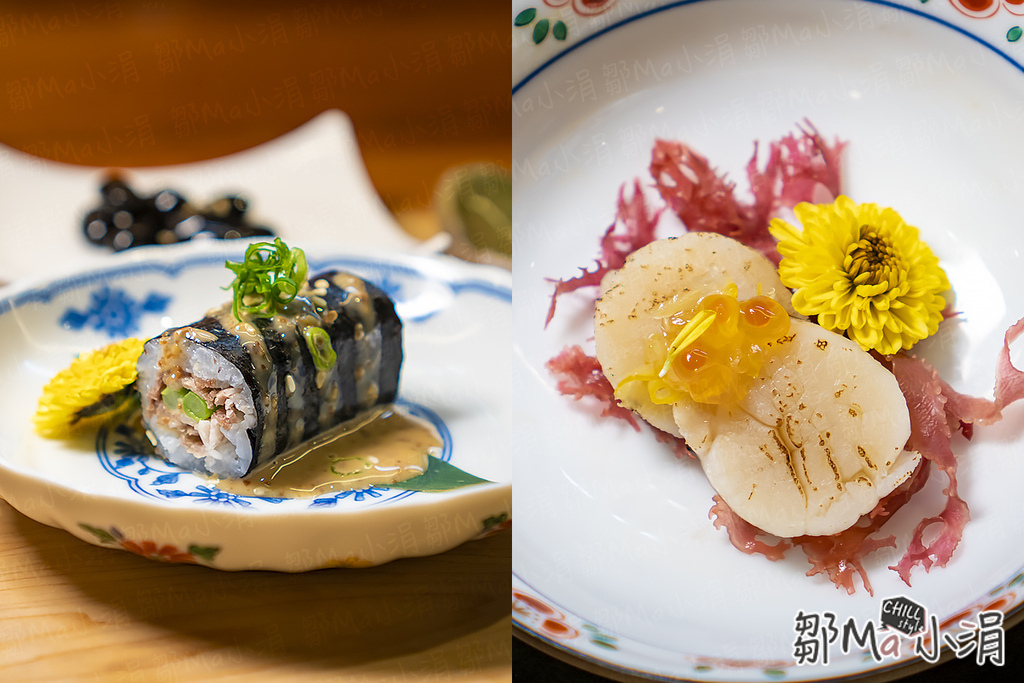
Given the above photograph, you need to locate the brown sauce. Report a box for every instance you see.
[329,272,376,325]
[216,406,441,498]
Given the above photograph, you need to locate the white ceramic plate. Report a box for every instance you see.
[513,0,1024,680]
[0,109,446,284]
[0,241,511,570]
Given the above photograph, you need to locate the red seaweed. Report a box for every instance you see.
[545,181,662,326]
[650,121,845,265]
[542,120,1024,594]
[546,345,639,429]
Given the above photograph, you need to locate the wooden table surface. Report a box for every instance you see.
[0,498,510,682]
[0,2,510,681]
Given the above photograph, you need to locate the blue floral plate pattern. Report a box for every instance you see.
[96,399,452,508]
[0,241,512,571]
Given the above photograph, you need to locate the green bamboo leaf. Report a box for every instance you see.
[533,18,549,44]
[385,456,491,492]
[553,20,567,41]
[483,513,508,530]
[187,545,221,562]
[79,523,116,544]
[514,8,536,27]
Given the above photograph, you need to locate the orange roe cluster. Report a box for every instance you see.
[624,288,791,406]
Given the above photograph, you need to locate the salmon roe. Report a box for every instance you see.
[642,289,790,405]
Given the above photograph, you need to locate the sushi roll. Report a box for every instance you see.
[136,268,402,478]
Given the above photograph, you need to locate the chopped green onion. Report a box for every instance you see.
[303,326,337,370]
[181,391,216,421]
[225,238,308,321]
[329,456,372,477]
[290,248,307,289]
[161,386,187,410]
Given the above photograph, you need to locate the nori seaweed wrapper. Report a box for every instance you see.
[137,269,402,477]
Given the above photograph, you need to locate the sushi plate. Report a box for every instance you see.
[513,0,1024,681]
[0,240,512,571]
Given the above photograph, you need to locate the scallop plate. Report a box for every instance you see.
[0,241,511,571]
[513,0,1024,680]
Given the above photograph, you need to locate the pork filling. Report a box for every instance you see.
[142,334,257,461]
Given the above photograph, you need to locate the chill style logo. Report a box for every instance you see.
[880,596,925,636]
[793,596,1005,667]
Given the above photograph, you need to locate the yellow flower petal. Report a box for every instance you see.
[772,196,949,354]
[33,338,145,438]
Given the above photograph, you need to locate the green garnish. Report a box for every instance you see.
[181,391,216,421]
[161,386,187,410]
[225,238,308,321]
[162,386,216,421]
[303,326,337,370]
[330,456,373,477]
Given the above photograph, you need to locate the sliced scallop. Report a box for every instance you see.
[594,233,916,538]
[595,232,794,436]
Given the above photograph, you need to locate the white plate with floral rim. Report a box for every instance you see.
[0,240,511,570]
[512,0,1024,680]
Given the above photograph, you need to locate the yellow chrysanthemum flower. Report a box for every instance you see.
[33,338,145,437]
[769,196,949,355]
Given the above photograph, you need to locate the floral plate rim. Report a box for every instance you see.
[511,0,1024,94]
[0,239,512,514]
[0,241,512,569]
[512,570,1024,682]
